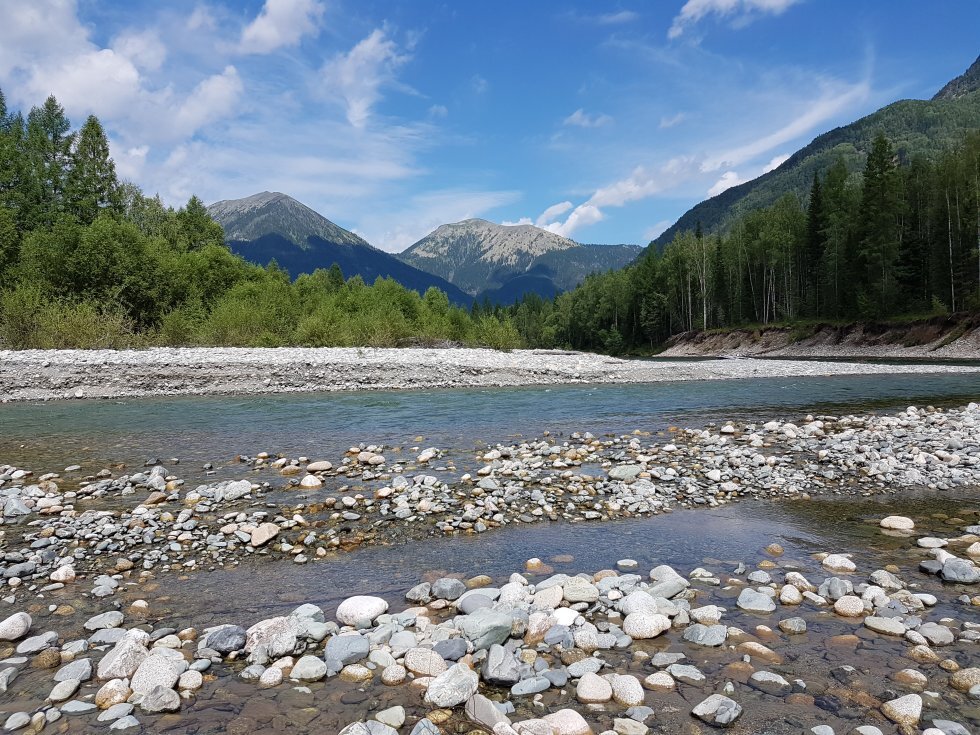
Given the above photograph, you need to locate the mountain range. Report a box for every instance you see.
[207,194,640,304]
[207,192,473,305]
[652,55,980,249]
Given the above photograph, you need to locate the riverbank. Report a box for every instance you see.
[3,347,980,402]
[659,314,980,359]
[1,403,979,732]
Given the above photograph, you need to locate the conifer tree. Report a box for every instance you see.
[66,115,121,224]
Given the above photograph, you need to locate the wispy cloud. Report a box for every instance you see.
[707,170,744,196]
[564,109,614,128]
[669,0,803,40]
[597,10,640,25]
[239,0,325,54]
[659,112,686,129]
[762,153,789,173]
[321,28,411,128]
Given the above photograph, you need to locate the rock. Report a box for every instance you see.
[692,694,743,726]
[339,723,398,735]
[682,623,727,647]
[563,577,599,603]
[465,693,510,729]
[483,644,520,686]
[3,713,30,731]
[0,613,31,641]
[822,554,856,573]
[833,595,866,617]
[940,558,980,584]
[96,679,132,708]
[16,631,57,655]
[778,617,807,634]
[609,674,644,706]
[49,678,80,702]
[54,658,92,682]
[779,585,803,605]
[950,668,980,692]
[324,634,370,674]
[98,631,150,680]
[543,709,592,735]
[203,625,246,654]
[426,663,479,707]
[178,670,203,690]
[882,693,922,727]
[245,616,300,660]
[250,522,280,546]
[455,608,513,650]
[622,613,670,639]
[298,474,322,488]
[109,716,140,731]
[864,617,906,636]
[291,655,328,681]
[748,671,791,696]
[405,648,448,677]
[736,588,776,613]
[643,672,675,691]
[376,706,406,729]
[139,684,181,713]
[336,596,389,625]
[432,578,467,601]
[918,622,954,646]
[433,638,468,661]
[131,653,183,695]
[576,672,612,703]
[880,516,914,531]
[259,666,283,687]
[84,611,124,631]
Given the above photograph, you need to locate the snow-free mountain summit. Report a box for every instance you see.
[206,192,472,304]
[399,219,641,301]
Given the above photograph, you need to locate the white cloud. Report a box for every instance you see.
[701,78,869,171]
[471,75,488,94]
[113,29,167,71]
[707,170,745,196]
[564,109,613,128]
[239,0,324,54]
[762,153,789,173]
[322,29,410,128]
[428,104,448,118]
[173,66,243,137]
[597,11,639,24]
[501,217,533,226]
[659,112,686,128]
[535,201,573,227]
[187,5,217,31]
[669,0,802,39]
[543,204,604,238]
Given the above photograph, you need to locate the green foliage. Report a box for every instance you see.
[0,89,524,352]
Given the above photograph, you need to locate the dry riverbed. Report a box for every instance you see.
[0,403,979,732]
[2,348,980,402]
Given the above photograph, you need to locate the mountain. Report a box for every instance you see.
[206,192,472,305]
[398,218,641,302]
[652,55,980,249]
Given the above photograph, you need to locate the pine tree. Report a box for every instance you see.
[24,96,74,226]
[65,115,120,224]
[177,195,224,251]
[803,174,826,315]
[857,133,903,315]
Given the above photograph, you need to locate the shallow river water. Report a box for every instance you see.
[1,367,979,734]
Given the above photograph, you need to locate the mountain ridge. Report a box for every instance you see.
[651,56,980,249]
[206,192,473,305]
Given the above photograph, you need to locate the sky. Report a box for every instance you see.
[0,1,978,252]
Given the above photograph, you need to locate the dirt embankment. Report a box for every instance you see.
[660,313,980,359]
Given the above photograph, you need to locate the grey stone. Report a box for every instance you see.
[54,658,92,682]
[139,684,180,713]
[692,694,743,726]
[433,638,467,661]
[682,623,727,647]
[511,676,550,696]
[109,716,140,731]
[324,634,369,675]
[426,663,479,707]
[482,644,520,686]
[202,625,246,654]
[432,577,466,601]
[84,611,124,631]
[0,613,31,641]
[464,693,510,728]
[736,588,776,613]
[748,670,791,696]
[291,655,327,681]
[16,631,58,654]
[941,558,980,584]
[455,608,512,650]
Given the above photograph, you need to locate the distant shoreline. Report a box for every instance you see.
[2,347,980,402]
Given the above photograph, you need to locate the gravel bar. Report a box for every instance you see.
[2,347,980,402]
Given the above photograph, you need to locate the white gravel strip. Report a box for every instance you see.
[1,347,979,402]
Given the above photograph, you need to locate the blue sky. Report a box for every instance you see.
[0,1,977,251]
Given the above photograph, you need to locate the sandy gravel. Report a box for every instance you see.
[1,347,980,402]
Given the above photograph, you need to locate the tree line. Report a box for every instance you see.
[503,130,980,353]
[0,91,521,349]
